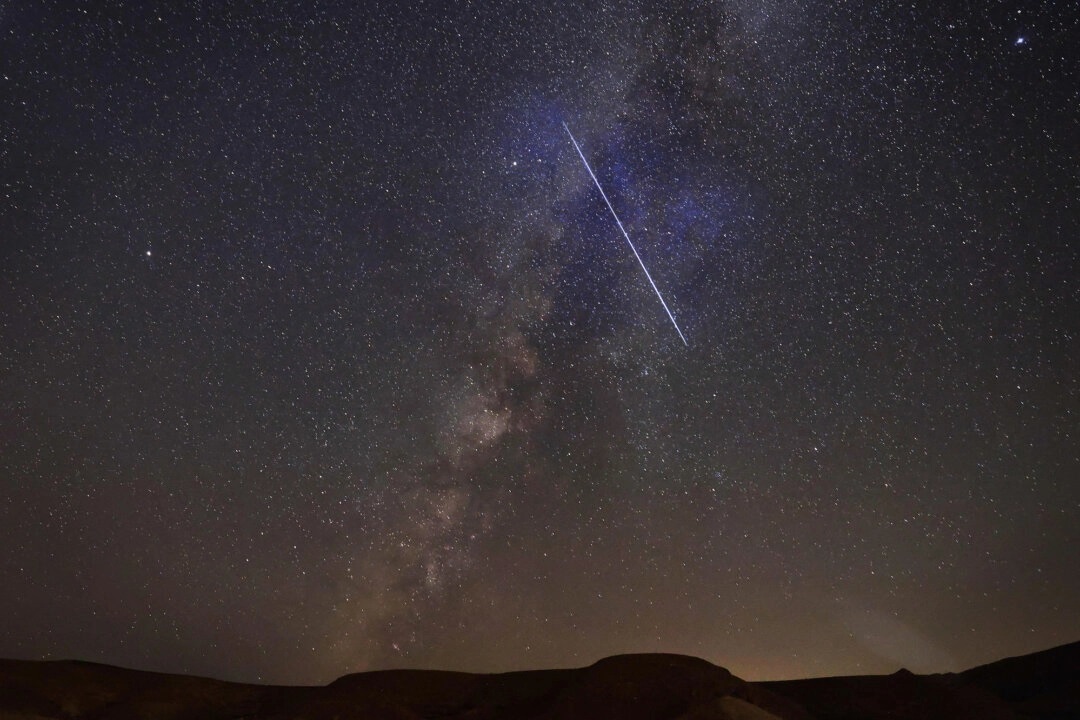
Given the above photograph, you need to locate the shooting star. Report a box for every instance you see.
[563,122,688,346]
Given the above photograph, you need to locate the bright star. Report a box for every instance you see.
[1015,36,1026,45]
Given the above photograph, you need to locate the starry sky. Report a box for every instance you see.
[2,0,1078,686]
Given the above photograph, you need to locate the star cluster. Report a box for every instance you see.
[1,0,1077,684]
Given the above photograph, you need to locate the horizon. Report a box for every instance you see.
[6,637,1079,687]
[4,639,1075,690]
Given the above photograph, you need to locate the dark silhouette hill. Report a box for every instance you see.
[762,640,1080,720]
[956,641,1080,719]
[0,641,1076,719]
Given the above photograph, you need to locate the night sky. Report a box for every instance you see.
[2,0,1078,686]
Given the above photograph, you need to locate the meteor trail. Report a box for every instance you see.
[563,122,688,346]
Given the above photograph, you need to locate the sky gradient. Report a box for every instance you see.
[2,0,1078,685]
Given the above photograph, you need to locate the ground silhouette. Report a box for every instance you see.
[1,641,1076,719]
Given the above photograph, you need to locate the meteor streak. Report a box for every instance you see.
[563,122,688,346]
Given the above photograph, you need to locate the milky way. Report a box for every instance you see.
[1,1,1078,684]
